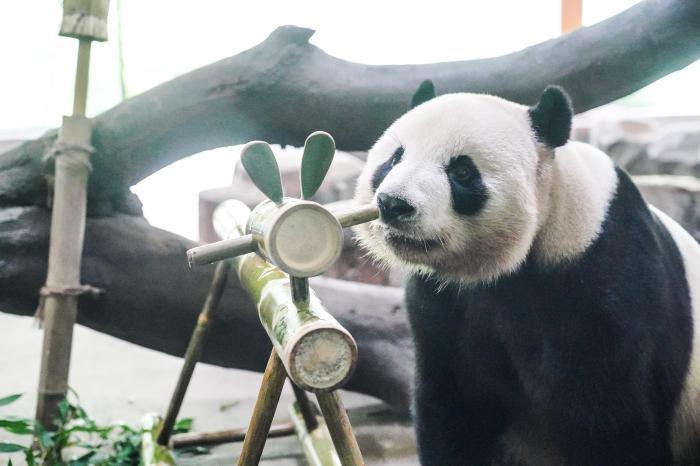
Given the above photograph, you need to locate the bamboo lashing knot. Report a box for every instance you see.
[34,284,104,326]
[45,141,95,172]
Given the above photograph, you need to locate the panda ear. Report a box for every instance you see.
[410,80,436,109]
[528,85,573,148]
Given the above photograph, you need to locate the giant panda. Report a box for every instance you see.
[354,81,700,466]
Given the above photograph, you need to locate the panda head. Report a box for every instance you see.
[354,81,573,284]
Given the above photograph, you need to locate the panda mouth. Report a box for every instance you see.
[385,232,441,254]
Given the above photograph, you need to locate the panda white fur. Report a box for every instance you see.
[354,81,700,466]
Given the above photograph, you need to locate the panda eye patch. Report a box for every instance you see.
[446,155,488,215]
[371,146,405,192]
[390,146,404,166]
[447,156,473,183]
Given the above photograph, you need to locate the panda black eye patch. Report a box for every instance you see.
[446,155,488,215]
[371,146,404,192]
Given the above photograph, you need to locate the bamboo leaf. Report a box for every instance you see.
[300,131,335,199]
[0,443,25,453]
[0,419,33,435]
[240,141,283,203]
[0,394,21,407]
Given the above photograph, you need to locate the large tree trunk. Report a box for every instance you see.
[1,0,699,414]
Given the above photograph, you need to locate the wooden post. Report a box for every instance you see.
[157,260,231,445]
[36,0,109,428]
[562,0,583,34]
[237,351,288,466]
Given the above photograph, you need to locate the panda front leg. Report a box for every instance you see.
[413,367,507,466]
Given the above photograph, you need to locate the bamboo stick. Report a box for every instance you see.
[316,391,364,466]
[289,400,341,466]
[36,116,92,427]
[335,204,379,228]
[169,423,295,449]
[157,260,231,446]
[291,383,319,433]
[237,351,288,466]
[73,40,91,116]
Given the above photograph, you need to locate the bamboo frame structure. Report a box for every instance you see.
[172,131,377,464]
[201,199,371,465]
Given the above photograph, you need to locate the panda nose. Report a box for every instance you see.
[377,193,415,222]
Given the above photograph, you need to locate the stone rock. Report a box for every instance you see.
[595,118,700,176]
[635,175,700,242]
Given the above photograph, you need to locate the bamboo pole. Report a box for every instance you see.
[289,399,341,466]
[157,260,231,446]
[316,391,364,466]
[36,1,109,425]
[237,351,288,466]
[169,423,295,449]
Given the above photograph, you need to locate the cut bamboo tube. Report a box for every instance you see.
[157,260,231,446]
[237,351,288,466]
[316,391,364,466]
[169,423,295,449]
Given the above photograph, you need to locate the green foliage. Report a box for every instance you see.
[0,392,207,465]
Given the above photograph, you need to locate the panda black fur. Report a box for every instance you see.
[354,82,700,466]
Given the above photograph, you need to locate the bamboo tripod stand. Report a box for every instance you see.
[155,134,378,465]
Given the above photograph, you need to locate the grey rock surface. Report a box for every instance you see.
[635,175,700,242]
[597,118,700,177]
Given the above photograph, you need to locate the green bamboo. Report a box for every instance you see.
[220,201,357,392]
[289,399,341,466]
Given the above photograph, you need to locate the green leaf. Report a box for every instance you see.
[173,417,193,435]
[240,141,284,203]
[300,131,335,199]
[0,394,21,407]
[0,442,25,453]
[24,449,36,466]
[0,418,33,435]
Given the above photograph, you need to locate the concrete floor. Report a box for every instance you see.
[0,313,417,465]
